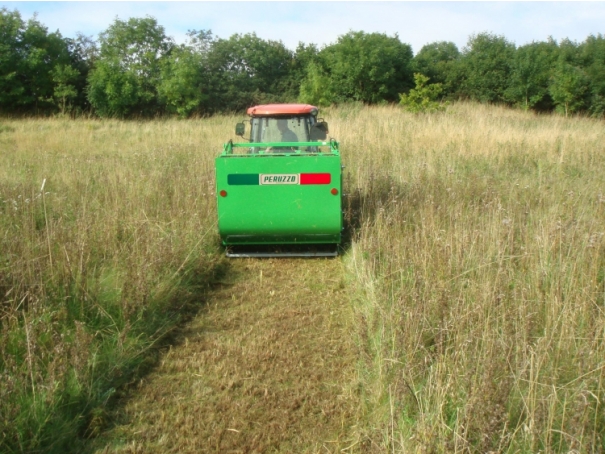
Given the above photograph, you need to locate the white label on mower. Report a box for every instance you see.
[259,174,299,185]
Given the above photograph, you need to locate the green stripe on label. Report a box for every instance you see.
[228,174,259,185]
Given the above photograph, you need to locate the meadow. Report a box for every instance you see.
[0,116,227,451]
[339,103,605,452]
[1,103,604,452]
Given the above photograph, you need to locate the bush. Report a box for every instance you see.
[399,73,446,113]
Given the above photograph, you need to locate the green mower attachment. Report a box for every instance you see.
[215,104,343,257]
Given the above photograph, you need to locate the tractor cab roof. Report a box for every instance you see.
[246,104,319,117]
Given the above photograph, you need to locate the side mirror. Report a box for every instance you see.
[309,121,328,141]
[235,122,245,137]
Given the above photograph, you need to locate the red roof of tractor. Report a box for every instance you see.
[247,104,318,117]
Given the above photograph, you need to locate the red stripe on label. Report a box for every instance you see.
[300,173,331,185]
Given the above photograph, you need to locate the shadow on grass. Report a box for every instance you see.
[78,254,235,453]
[341,174,409,253]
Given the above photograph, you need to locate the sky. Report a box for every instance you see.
[2,1,605,54]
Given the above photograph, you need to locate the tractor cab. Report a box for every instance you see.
[234,104,329,154]
[215,104,342,257]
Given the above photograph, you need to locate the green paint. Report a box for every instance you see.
[216,153,342,246]
[228,174,259,185]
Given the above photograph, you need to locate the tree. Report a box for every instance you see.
[298,61,334,106]
[317,31,414,104]
[399,73,445,113]
[0,8,25,111]
[549,62,588,117]
[51,64,79,114]
[88,16,173,117]
[505,40,558,110]
[0,8,74,113]
[205,33,293,112]
[185,29,213,55]
[413,41,460,96]
[579,34,605,117]
[460,33,516,103]
[87,61,140,117]
[157,30,213,118]
[286,42,319,102]
[547,38,588,117]
[65,33,99,113]
[158,50,206,117]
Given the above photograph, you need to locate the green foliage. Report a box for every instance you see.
[579,34,605,117]
[460,32,516,103]
[65,33,99,113]
[505,40,558,110]
[0,8,24,110]
[286,43,319,102]
[3,8,605,117]
[87,17,173,117]
[205,33,293,112]
[298,61,334,107]
[549,61,588,117]
[399,73,446,113]
[413,41,460,94]
[158,45,208,118]
[317,31,414,104]
[546,39,587,118]
[87,59,142,117]
[51,64,79,114]
[0,8,74,113]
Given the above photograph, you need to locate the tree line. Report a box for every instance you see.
[1,7,604,118]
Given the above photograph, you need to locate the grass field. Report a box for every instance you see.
[1,103,604,452]
[0,116,227,451]
[338,103,605,452]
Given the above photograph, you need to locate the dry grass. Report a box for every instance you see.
[89,258,357,453]
[2,103,604,453]
[334,103,605,452]
[0,117,231,451]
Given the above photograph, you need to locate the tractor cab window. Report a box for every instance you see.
[249,116,318,153]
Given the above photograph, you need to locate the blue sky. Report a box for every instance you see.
[2,2,604,54]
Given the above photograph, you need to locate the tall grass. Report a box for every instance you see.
[0,118,229,452]
[336,103,605,452]
[2,104,604,453]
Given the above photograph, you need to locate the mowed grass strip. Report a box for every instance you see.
[89,258,358,453]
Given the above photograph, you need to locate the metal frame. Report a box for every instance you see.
[226,250,338,258]
[222,140,340,156]
[225,244,339,258]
